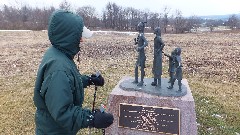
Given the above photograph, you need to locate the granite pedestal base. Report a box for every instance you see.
[105,76,197,135]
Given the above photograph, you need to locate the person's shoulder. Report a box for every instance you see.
[44,47,70,61]
[42,52,71,72]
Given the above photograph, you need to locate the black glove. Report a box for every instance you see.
[92,110,114,129]
[88,74,104,86]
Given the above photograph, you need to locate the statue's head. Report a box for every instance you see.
[174,47,181,56]
[136,22,145,32]
[154,27,161,36]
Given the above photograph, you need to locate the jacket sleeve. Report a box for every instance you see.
[44,70,92,132]
[81,75,90,88]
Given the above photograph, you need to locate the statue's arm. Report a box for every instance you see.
[176,56,183,68]
[164,53,171,58]
[160,38,165,50]
[139,35,148,49]
[157,37,165,53]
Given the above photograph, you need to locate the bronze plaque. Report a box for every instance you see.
[119,103,180,135]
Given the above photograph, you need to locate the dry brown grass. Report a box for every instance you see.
[0,31,239,134]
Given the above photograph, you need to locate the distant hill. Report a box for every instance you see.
[198,14,240,20]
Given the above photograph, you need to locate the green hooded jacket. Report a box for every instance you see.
[33,10,92,135]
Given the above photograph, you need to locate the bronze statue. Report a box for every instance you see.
[164,48,183,91]
[151,27,165,88]
[166,50,175,83]
[133,22,148,86]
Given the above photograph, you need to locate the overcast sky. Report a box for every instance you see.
[1,0,240,17]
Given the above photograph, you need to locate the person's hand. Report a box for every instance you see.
[88,74,104,86]
[92,110,114,129]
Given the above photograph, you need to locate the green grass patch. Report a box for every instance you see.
[194,94,240,135]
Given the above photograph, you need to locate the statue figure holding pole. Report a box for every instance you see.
[133,22,148,86]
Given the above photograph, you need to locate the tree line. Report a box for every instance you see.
[0,0,239,33]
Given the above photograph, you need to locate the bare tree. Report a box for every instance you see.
[77,6,97,28]
[149,12,160,30]
[102,11,107,28]
[2,5,21,29]
[112,3,120,29]
[122,7,129,30]
[20,5,30,23]
[0,9,4,28]
[3,2,235,32]
[173,9,186,34]
[130,8,141,30]
[118,6,125,30]
[143,9,150,25]
[104,2,114,29]
[186,15,201,32]
[162,6,171,33]
[227,14,239,30]
[103,2,124,30]
[59,0,71,11]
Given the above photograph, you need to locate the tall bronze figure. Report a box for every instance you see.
[151,27,165,88]
[133,22,148,86]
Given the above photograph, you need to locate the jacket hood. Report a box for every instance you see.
[48,10,83,59]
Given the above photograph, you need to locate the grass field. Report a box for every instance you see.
[0,31,239,135]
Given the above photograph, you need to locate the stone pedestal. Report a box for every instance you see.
[106,76,197,135]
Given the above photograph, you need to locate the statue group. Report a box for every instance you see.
[133,22,183,91]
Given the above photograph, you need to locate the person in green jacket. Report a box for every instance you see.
[33,10,113,135]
